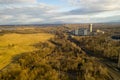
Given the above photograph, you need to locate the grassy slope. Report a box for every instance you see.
[0,33,54,69]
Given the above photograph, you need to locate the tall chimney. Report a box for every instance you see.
[89,24,93,32]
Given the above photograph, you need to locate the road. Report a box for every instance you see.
[68,37,120,80]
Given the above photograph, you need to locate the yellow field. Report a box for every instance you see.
[0,33,54,70]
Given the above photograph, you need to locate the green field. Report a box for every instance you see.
[0,33,54,70]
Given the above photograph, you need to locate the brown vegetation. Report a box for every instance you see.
[0,28,112,80]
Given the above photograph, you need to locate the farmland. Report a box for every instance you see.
[0,33,54,70]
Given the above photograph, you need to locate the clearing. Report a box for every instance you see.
[0,33,54,70]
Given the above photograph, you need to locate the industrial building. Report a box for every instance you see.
[96,29,105,34]
[71,24,92,36]
[70,23,106,36]
[73,28,88,36]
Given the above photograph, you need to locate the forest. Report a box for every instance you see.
[73,32,120,61]
[0,26,119,80]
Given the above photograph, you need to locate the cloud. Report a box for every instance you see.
[0,0,120,25]
[66,0,120,14]
[0,1,65,25]
[0,0,37,4]
[67,0,120,9]
[53,14,120,23]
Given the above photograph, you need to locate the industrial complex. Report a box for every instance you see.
[71,24,93,36]
[70,24,104,36]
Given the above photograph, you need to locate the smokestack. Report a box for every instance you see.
[89,24,93,32]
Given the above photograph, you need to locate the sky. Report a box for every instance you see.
[0,0,120,25]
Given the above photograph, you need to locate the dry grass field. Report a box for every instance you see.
[0,33,54,70]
